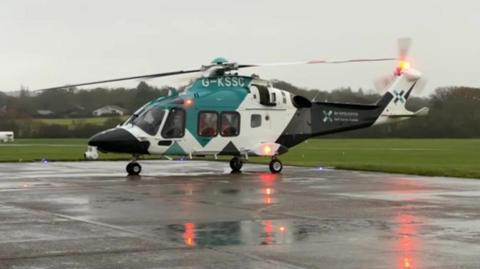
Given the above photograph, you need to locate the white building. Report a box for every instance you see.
[36,109,55,117]
[92,105,127,117]
[0,131,14,143]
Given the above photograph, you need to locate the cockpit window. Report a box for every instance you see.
[162,108,186,138]
[131,106,166,135]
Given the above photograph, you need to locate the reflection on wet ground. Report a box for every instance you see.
[164,219,293,247]
[0,160,480,268]
[394,213,419,269]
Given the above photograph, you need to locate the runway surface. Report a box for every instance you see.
[0,160,479,269]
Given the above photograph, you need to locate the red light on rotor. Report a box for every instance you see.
[184,99,193,107]
[399,60,410,71]
[395,60,411,76]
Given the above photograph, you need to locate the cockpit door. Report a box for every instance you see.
[160,108,186,139]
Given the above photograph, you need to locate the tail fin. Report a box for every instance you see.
[373,67,429,125]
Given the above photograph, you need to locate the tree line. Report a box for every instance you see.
[1,80,479,138]
[0,82,170,118]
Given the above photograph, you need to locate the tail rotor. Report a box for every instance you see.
[374,38,427,95]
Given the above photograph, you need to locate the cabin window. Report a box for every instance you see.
[198,111,218,137]
[161,108,185,138]
[271,92,276,103]
[254,84,276,106]
[251,114,262,128]
[132,106,166,135]
[281,91,287,104]
[220,112,240,137]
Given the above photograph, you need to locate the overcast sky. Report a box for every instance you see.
[1,0,479,95]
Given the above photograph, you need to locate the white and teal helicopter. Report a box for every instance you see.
[38,39,428,175]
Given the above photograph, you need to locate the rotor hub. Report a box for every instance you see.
[201,57,239,77]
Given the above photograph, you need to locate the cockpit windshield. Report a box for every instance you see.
[131,106,166,135]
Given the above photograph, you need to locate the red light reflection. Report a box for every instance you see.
[262,220,273,245]
[265,188,272,195]
[403,257,412,268]
[260,173,278,185]
[183,223,196,247]
[262,187,275,204]
[260,173,278,205]
[395,214,418,269]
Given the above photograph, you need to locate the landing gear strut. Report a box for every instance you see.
[229,156,243,173]
[269,158,283,173]
[126,156,142,176]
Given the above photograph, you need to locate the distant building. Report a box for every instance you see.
[36,109,55,117]
[64,105,86,117]
[92,105,127,117]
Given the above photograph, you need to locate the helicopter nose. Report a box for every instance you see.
[88,128,150,154]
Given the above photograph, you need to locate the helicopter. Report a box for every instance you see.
[36,39,428,175]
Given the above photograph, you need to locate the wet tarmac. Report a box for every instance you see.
[0,160,479,268]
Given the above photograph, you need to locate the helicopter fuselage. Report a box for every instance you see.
[90,75,297,158]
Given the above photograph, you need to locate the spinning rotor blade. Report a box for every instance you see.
[415,77,428,95]
[374,74,396,92]
[165,73,203,89]
[398,37,412,61]
[35,69,202,91]
[33,40,404,92]
[238,57,396,69]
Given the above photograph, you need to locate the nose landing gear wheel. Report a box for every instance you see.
[229,157,243,173]
[269,159,283,173]
[126,162,142,176]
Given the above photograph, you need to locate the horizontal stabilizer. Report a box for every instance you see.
[386,107,429,118]
[414,107,429,116]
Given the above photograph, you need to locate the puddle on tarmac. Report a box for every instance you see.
[156,219,335,247]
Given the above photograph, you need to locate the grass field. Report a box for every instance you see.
[250,139,480,179]
[0,139,130,161]
[0,139,479,179]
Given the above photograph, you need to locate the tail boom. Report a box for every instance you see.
[276,68,428,148]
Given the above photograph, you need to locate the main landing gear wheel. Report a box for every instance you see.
[126,162,142,176]
[229,156,243,173]
[269,158,283,174]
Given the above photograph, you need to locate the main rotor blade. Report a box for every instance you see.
[238,57,396,68]
[35,69,202,91]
